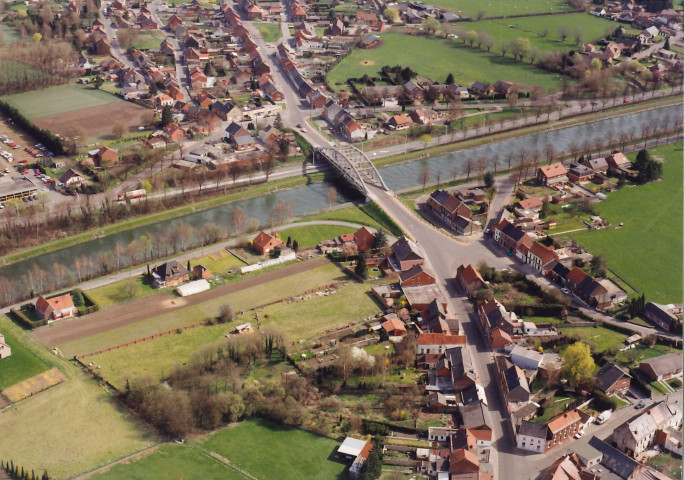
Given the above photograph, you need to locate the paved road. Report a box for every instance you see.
[99,2,138,71]
[31,256,330,350]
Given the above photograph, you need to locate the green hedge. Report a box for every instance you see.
[9,308,47,329]
[77,288,100,314]
[360,201,403,237]
[0,101,64,155]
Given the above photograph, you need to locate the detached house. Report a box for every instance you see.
[35,294,77,320]
[639,353,683,382]
[399,264,436,287]
[388,236,424,272]
[252,231,284,255]
[59,169,86,187]
[596,362,632,395]
[456,264,484,298]
[426,189,473,234]
[385,114,413,131]
[537,162,568,186]
[152,260,190,288]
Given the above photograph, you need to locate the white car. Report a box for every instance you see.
[561,287,570,295]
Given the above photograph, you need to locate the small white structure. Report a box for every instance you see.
[235,323,252,334]
[0,333,11,359]
[175,279,210,297]
[241,251,296,273]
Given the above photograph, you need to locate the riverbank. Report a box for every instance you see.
[372,94,683,168]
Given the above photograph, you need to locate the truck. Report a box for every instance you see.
[117,189,147,201]
[596,410,612,424]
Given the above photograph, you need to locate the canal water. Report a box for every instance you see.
[1,104,680,297]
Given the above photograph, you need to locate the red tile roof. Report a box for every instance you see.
[547,410,581,433]
[416,333,466,345]
[567,267,588,285]
[539,162,567,178]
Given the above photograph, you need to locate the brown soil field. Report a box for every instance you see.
[32,101,152,139]
[32,257,329,348]
[3,367,67,403]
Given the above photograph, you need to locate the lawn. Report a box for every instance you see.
[558,325,627,353]
[521,316,564,325]
[0,23,21,44]
[192,250,246,273]
[86,276,166,308]
[0,329,50,390]
[131,30,166,51]
[2,83,119,119]
[615,343,679,368]
[463,14,634,53]
[91,444,244,480]
[255,21,282,43]
[647,451,683,480]
[570,142,683,304]
[297,205,385,232]
[426,0,569,18]
[327,33,563,91]
[59,262,350,357]
[0,318,155,479]
[201,418,348,480]
[612,395,629,408]
[533,395,571,423]
[277,224,356,248]
[89,280,380,389]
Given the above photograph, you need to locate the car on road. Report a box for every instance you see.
[635,401,646,409]
[300,128,307,133]
[574,430,586,439]
[561,287,570,294]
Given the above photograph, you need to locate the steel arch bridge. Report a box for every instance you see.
[314,145,389,195]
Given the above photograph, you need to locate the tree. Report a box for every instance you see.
[511,37,531,62]
[562,342,595,386]
[383,7,398,23]
[465,30,478,47]
[355,254,368,279]
[420,133,432,149]
[664,36,671,50]
[446,73,454,84]
[72,289,85,307]
[418,165,430,189]
[218,303,235,323]
[483,171,494,189]
[500,39,511,57]
[326,187,337,209]
[93,75,104,89]
[422,17,440,35]
[273,112,284,132]
[123,278,140,299]
[374,229,388,249]
[160,106,173,127]
[292,239,299,252]
[559,24,569,42]
[573,25,584,45]
[31,32,42,42]
[360,446,382,480]
[141,179,152,193]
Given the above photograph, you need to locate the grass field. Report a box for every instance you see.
[0,317,155,478]
[647,451,683,480]
[3,83,119,119]
[92,444,244,480]
[570,142,683,304]
[327,33,563,91]
[87,276,166,308]
[0,23,21,44]
[256,22,283,43]
[201,418,348,480]
[59,262,349,357]
[615,343,679,368]
[277,225,356,248]
[533,395,571,423]
[464,14,637,53]
[558,325,627,353]
[86,280,379,389]
[427,0,569,18]
[131,30,166,51]
[298,205,385,231]
[0,330,50,390]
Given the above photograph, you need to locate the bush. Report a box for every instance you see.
[593,390,617,411]
[9,308,46,329]
[71,289,85,307]
[360,201,403,237]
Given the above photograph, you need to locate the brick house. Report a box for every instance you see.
[152,261,190,288]
[537,162,568,186]
[456,264,484,297]
[596,362,632,395]
[639,353,683,381]
[547,411,582,450]
[35,294,77,320]
[389,237,424,272]
[527,243,558,274]
[89,146,118,166]
[354,226,375,252]
[252,231,284,255]
[399,264,436,287]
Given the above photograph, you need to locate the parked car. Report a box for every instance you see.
[561,288,570,294]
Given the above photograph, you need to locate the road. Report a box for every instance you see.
[99,1,138,71]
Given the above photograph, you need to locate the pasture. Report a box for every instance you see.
[91,444,245,480]
[200,418,348,480]
[0,317,155,479]
[2,367,66,403]
[131,30,166,51]
[327,33,563,91]
[0,329,50,390]
[3,83,118,119]
[463,14,630,53]
[87,276,165,308]
[85,281,379,389]
[570,142,683,304]
[58,261,349,357]
[427,0,570,18]
[558,325,627,353]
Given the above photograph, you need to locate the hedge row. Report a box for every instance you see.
[0,101,64,155]
[360,201,404,237]
[8,308,47,329]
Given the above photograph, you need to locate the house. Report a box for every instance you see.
[575,276,612,309]
[643,302,682,331]
[426,189,472,233]
[35,293,77,320]
[338,437,373,480]
[490,328,513,350]
[252,231,284,255]
[191,264,211,280]
[162,123,185,142]
[537,162,568,186]
[0,333,11,359]
[330,18,345,36]
[389,236,424,271]
[340,117,364,142]
[447,83,470,99]
[497,357,530,406]
[449,449,479,476]
[354,226,375,252]
[385,114,413,131]
[606,151,632,173]
[580,156,609,173]
[596,362,632,395]
[381,316,407,337]
[152,260,190,288]
[58,169,86,187]
[479,299,520,337]
[212,101,242,122]
[517,421,549,453]
[359,34,380,49]
[155,93,175,108]
[456,264,484,298]
[404,80,424,100]
[542,455,585,480]
[416,333,466,355]
[514,197,543,213]
[399,264,436,287]
[547,411,582,450]
[527,243,558,274]
[567,163,594,183]
[92,38,111,55]
[225,122,254,151]
[493,80,515,96]
[470,81,494,96]
[639,353,683,381]
[510,345,544,371]
[492,219,531,260]
[638,26,659,44]
[591,7,606,16]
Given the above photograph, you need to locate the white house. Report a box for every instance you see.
[0,333,11,359]
[591,7,606,16]
[517,421,548,453]
[428,427,452,442]
[510,345,544,371]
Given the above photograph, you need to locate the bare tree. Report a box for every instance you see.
[231,208,247,236]
[326,187,338,209]
[418,165,430,190]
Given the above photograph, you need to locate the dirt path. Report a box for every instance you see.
[32,257,329,348]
